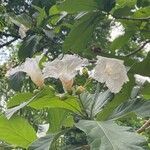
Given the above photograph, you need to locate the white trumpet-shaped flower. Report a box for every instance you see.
[43,54,89,92]
[6,55,44,87]
[19,24,29,39]
[93,56,129,93]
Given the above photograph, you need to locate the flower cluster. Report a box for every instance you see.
[6,54,129,93]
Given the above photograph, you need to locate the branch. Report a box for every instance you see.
[137,119,150,134]
[0,38,18,48]
[113,16,150,21]
[0,31,20,39]
[125,40,150,57]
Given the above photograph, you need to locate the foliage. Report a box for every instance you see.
[0,0,150,149]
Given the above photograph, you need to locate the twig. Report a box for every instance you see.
[0,31,20,39]
[0,38,18,48]
[137,119,150,133]
[125,40,150,57]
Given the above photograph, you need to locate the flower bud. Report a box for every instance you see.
[82,67,89,78]
[76,86,85,94]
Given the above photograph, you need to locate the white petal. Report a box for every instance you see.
[6,65,24,77]
[43,54,89,91]
[43,54,88,80]
[36,124,49,138]
[93,56,129,93]
[6,55,44,87]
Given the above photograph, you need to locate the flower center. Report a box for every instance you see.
[104,65,113,75]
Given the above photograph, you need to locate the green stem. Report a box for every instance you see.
[83,78,92,88]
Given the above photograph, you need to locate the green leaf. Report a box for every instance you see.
[110,31,133,51]
[18,35,42,61]
[48,108,72,133]
[5,94,40,119]
[140,83,150,100]
[116,0,137,8]
[97,75,135,121]
[29,96,82,115]
[29,134,55,150]
[32,5,47,26]
[133,6,150,18]
[56,0,98,13]
[0,116,36,148]
[9,72,25,91]
[7,92,33,108]
[6,87,55,119]
[129,52,150,76]
[9,14,33,28]
[7,86,55,108]
[137,0,150,7]
[63,12,100,53]
[110,98,150,119]
[113,6,133,17]
[75,120,147,150]
[96,0,116,12]
[80,89,112,117]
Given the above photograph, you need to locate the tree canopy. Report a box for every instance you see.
[0,0,150,149]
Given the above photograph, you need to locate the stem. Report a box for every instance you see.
[137,119,150,133]
[0,31,20,38]
[83,78,92,88]
[0,38,18,48]
[125,40,150,57]
[113,16,150,21]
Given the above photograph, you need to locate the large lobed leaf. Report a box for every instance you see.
[6,86,82,119]
[76,120,147,150]
[109,98,150,120]
[97,75,135,121]
[0,116,36,149]
[47,108,73,133]
[129,52,150,77]
[9,13,33,28]
[5,86,55,119]
[140,83,150,100]
[110,31,134,51]
[63,12,100,54]
[57,0,98,13]
[18,35,42,61]
[29,95,81,114]
[9,72,25,91]
[29,134,55,150]
[80,89,112,118]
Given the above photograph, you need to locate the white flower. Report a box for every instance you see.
[43,54,89,92]
[93,56,129,93]
[134,74,150,85]
[6,55,44,87]
[19,24,29,39]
